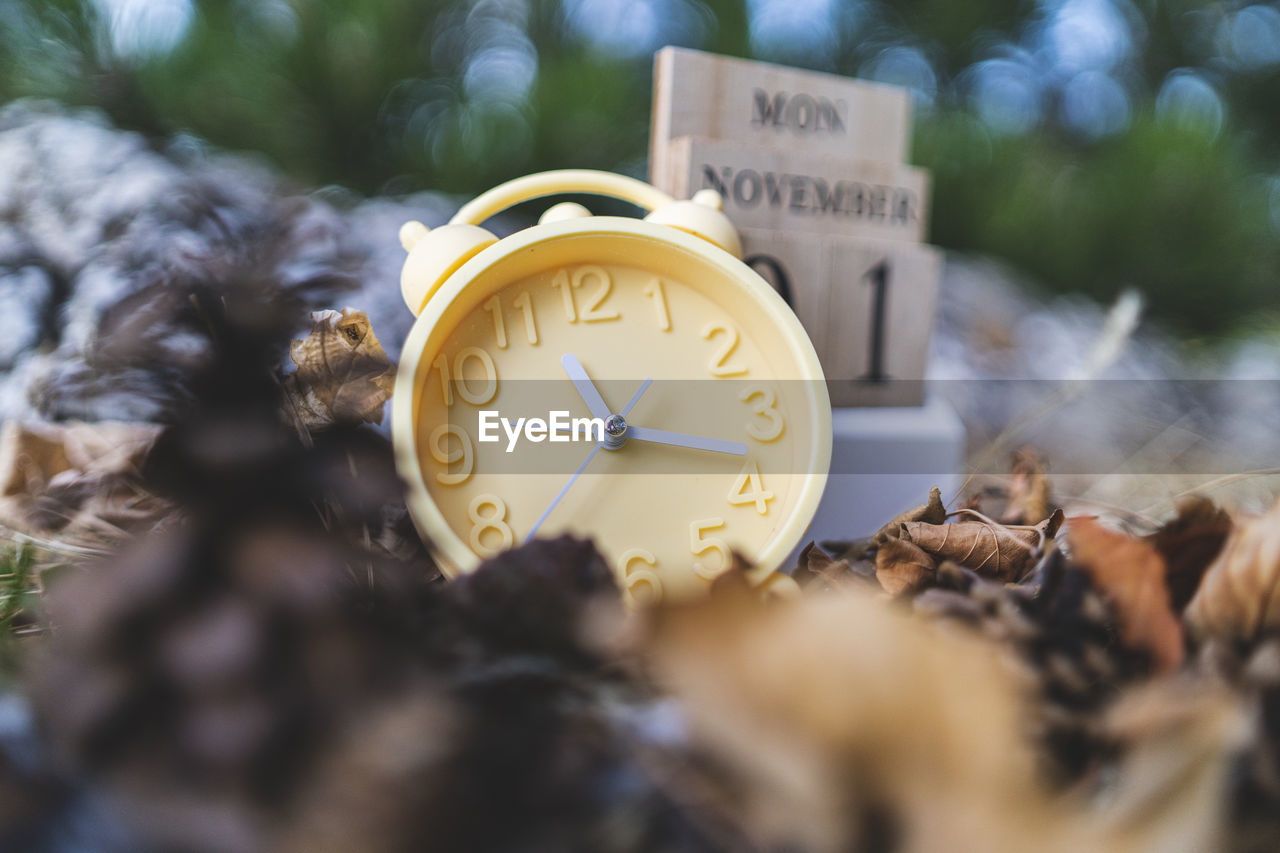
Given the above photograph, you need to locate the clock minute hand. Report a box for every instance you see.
[561,353,612,420]
[625,425,748,456]
[527,376,654,543]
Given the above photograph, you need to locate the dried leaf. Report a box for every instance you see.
[873,485,946,543]
[1069,516,1183,674]
[1002,447,1053,525]
[899,509,1062,582]
[0,420,166,544]
[1096,678,1247,853]
[286,309,395,429]
[793,542,877,591]
[875,538,937,596]
[647,589,1059,853]
[1186,498,1280,646]
[1144,496,1231,613]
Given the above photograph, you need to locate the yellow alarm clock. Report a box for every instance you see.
[392,170,830,601]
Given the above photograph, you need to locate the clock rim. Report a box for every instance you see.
[392,215,832,582]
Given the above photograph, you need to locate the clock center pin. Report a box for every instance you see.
[602,414,629,449]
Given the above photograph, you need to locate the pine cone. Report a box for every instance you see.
[914,551,1152,782]
[1185,637,1280,853]
[30,279,441,851]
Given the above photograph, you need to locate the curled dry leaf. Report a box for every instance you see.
[1186,498,1280,646]
[1069,516,1183,674]
[873,485,946,543]
[647,588,1064,853]
[875,538,936,596]
[1095,678,1247,853]
[1144,496,1232,613]
[1002,447,1053,525]
[285,309,396,430]
[0,420,166,544]
[899,509,1063,582]
[793,542,877,592]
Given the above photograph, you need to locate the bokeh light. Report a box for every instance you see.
[91,0,193,59]
[1155,69,1225,137]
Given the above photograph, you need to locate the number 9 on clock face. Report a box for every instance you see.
[394,217,830,602]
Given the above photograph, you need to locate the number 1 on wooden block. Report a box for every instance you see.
[861,259,890,384]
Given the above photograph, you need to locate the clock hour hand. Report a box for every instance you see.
[625,425,748,456]
[561,353,612,420]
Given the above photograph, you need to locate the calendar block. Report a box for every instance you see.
[665,136,929,242]
[650,47,912,192]
[737,228,942,407]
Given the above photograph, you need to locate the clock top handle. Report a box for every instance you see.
[398,169,741,316]
[449,169,676,224]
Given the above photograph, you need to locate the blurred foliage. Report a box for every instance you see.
[1,0,1278,334]
[0,545,35,678]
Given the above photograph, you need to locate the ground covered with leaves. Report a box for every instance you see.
[0,264,1277,853]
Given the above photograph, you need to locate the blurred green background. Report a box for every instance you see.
[1,0,1278,336]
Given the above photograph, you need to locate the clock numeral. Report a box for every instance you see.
[577,266,619,322]
[551,269,577,322]
[428,423,475,485]
[616,548,663,605]
[702,322,749,377]
[690,518,730,581]
[434,346,498,407]
[512,290,539,344]
[482,294,507,349]
[468,493,514,557]
[739,385,785,442]
[483,292,538,347]
[551,266,620,323]
[642,278,671,331]
[726,459,774,515]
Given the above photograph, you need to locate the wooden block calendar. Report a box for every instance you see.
[666,137,931,243]
[649,47,942,407]
[650,47,912,194]
[739,229,941,407]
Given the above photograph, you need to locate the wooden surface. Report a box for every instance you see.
[666,136,929,242]
[738,228,941,407]
[649,47,911,194]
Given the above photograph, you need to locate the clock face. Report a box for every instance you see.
[394,219,830,602]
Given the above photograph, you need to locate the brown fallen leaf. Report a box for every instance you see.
[875,538,937,596]
[1095,677,1247,853]
[1002,447,1053,525]
[1069,516,1183,674]
[873,485,946,543]
[1144,496,1231,613]
[1186,498,1280,646]
[0,420,166,546]
[285,309,396,429]
[899,509,1063,582]
[647,588,1044,853]
[647,568,1230,853]
[793,542,877,592]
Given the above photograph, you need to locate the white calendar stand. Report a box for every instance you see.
[792,395,966,561]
